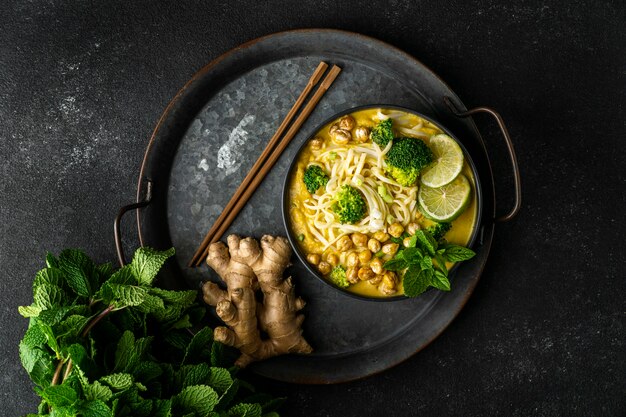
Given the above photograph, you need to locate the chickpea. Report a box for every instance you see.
[351,232,368,247]
[370,257,384,275]
[317,261,331,275]
[354,126,370,143]
[358,266,376,281]
[346,267,359,284]
[407,222,420,235]
[307,253,321,265]
[339,115,356,131]
[387,222,404,238]
[372,231,390,243]
[403,237,413,248]
[379,271,397,295]
[329,123,340,135]
[368,274,383,285]
[346,252,360,268]
[327,253,339,267]
[331,128,351,145]
[358,249,372,264]
[337,235,353,251]
[382,242,399,256]
[310,137,324,150]
[368,238,381,253]
[415,211,424,221]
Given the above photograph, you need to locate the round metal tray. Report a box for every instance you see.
[119,29,520,384]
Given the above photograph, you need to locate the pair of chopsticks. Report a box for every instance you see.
[188,61,342,267]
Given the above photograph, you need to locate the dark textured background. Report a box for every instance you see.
[1,0,624,416]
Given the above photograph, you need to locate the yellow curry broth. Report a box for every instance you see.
[288,108,477,298]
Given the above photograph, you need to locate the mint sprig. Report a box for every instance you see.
[384,229,476,297]
[19,248,283,417]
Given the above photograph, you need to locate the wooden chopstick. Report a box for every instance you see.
[188,61,331,267]
[192,64,342,267]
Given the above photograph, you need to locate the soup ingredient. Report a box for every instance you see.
[387,222,404,238]
[385,137,434,186]
[329,265,350,288]
[354,126,370,143]
[377,184,394,203]
[351,232,368,247]
[379,271,398,295]
[310,137,324,149]
[427,222,452,241]
[418,174,471,221]
[420,134,465,187]
[370,118,394,147]
[331,185,367,224]
[339,115,356,130]
[202,235,312,368]
[317,261,332,275]
[303,164,329,194]
[18,248,281,416]
[384,229,476,297]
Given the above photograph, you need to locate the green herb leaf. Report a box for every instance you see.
[382,258,408,271]
[34,267,64,289]
[434,254,448,276]
[400,247,423,264]
[107,266,136,286]
[207,367,233,395]
[419,256,433,271]
[99,283,148,309]
[83,381,113,402]
[42,383,78,408]
[173,384,219,416]
[18,305,43,318]
[227,402,263,417]
[431,270,451,291]
[46,252,59,268]
[100,373,134,391]
[58,249,95,297]
[77,399,113,417]
[34,284,66,309]
[442,245,476,262]
[413,230,437,257]
[183,327,213,365]
[131,247,175,286]
[402,265,431,297]
[176,363,211,390]
[149,287,197,308]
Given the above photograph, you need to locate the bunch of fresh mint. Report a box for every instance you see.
[384,229,476,297]
[18,248,282,417]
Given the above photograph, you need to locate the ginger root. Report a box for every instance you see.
[201,234,312,367]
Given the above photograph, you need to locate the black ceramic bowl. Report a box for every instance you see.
[282,105,483,301]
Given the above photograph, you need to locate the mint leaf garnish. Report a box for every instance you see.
[173,384,219,416]
[131,247,175,286]
[442,245,476,262]
[18,247,281,416]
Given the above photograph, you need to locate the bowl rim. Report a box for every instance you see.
[281,104,483,302]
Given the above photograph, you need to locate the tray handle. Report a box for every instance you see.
[444,96,521,222]
[114,180,153,266]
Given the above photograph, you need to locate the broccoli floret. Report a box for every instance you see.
[329,265,350,288]
[303,165,329,194]
[427,222,452,241]
[385,137,434,186]
[331,185,367,224]
[370,118,394,147]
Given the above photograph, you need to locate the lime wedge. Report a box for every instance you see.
[420,134,464,187]
[418,174,471,221]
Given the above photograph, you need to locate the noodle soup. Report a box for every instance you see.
[287,108,478,298]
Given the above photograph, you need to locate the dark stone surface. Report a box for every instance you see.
[1,0,623,415]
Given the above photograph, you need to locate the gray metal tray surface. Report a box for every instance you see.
[134,29,496,383]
